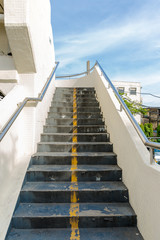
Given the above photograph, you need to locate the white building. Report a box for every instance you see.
[113,81,142,123]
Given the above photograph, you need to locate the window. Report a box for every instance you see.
[117,87,125,94]
[130,87,137,95]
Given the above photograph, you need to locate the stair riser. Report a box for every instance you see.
[52,98,99,103]
[43,126,106,134]
[49,107,101,113]
[46,119,104,126]
[37,144,113,152]
[54,93,96,98]
[26,170,121,182]
[12,216,137,229]
[41,134,109,142]
[51,102,99,108]
[7,228,143,240]
[48,112,102,119]
[54,90,96,94]
[55,89,95,93]
[20,190,128,203]
[53,97,98,102]
[31,156,117,165]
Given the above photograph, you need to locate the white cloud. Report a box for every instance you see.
[112,73,160,87]
[55,13,160,69]
[54,4,160,107]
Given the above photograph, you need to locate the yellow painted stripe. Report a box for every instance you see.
[70,88,80,240]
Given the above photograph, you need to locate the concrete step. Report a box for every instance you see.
[37,142,113,152]
[48,112,103,119]
[49,106,101,113]
[52,97,99,103]
[53,96,97,102]
[55,88,95,93]
[52,99,99,104]
[26,165,121,182]
[54,93,96,98]
[7,227,143,240]
[56,87,95,90]
[46,118,104,126]
[54,92,96,96]
[20,181,128,203]
[12,202,137,229]
[43,125,106,133]
[31,152,117,165]
[51,102,100,107]
[41,133,109,142]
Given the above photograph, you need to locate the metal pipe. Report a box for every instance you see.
[56,63,96,79]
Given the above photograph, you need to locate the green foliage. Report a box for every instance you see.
[140,123,153,137]
[140,124,144,133]
[119,93,148,116]
[157,125,160,137]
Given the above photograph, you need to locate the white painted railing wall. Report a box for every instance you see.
[0,0,56,239]
[0,74,56,240]
[55,68,160,240]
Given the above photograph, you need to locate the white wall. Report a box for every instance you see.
[0,22,9,55]
[0,1,55,239]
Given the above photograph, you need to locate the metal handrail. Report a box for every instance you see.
[0,62,59,141]
[56,63,96,79]
[96,61,160,163]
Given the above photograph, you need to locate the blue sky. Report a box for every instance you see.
[50,0,160,107]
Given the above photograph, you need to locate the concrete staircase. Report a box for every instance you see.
[7,88,143,239]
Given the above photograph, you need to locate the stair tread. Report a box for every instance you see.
[32,152,117,157]
[22,181,126,191]
[44,125,105,127]
[48,111,101,113]
[13,202,135,218]
[41,133,107,136]
[38,142,112,145]
[27,165,120,172]
[7,227,142,240]
[46,118,102,120]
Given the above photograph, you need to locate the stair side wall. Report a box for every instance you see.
[0,1,55,239]
[94,66,160,240]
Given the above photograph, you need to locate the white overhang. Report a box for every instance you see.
[0,70,19,83]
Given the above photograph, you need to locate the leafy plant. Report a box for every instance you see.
[140,123,153,138]
[157,125,160,137]
[119,93,148,116]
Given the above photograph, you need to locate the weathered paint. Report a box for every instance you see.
[70,88,80,240]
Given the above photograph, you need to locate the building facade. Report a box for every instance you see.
[113,81,142,123]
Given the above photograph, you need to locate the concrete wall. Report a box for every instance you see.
[0,1,55,239]
[55,69,160,240]
[0,22,10,55]
[0,75,56,240]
